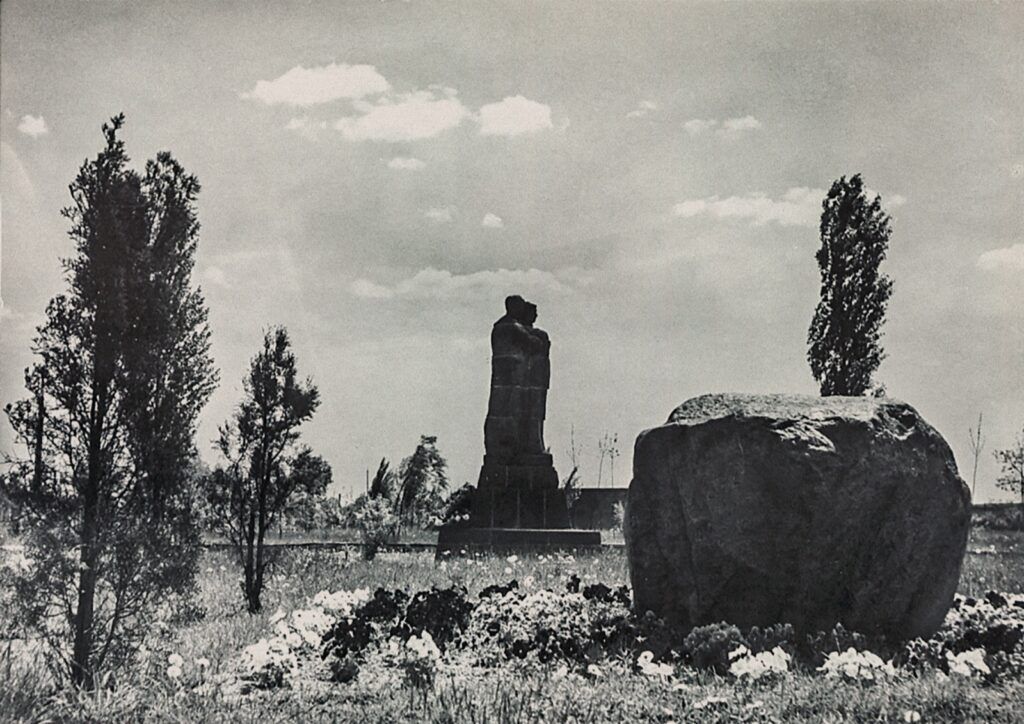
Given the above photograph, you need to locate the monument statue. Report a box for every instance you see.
[484,296,550,460]
[436,295,600,553]
[470,295,569,528]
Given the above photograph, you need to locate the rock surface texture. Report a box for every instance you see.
[625,393,971,640]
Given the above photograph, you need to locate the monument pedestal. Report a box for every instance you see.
[469,453,570,529]
[436,526,602,556]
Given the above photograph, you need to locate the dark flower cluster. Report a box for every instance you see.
[321,586,474,665]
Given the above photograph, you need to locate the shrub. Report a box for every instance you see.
[682,622,746,673]
[353,497,398,560]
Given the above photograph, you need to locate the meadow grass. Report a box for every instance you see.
[2,527,1022,723]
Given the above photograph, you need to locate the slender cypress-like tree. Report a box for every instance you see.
[807,174,894,396]
[3,115,217,686]
[206,327,320,613]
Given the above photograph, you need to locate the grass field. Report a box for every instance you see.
[2,526,1023,723]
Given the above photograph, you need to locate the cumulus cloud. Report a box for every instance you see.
[388,156,425,170]
[243,63,389,106]
[674,187,825,227]
[684,116,763,137]
[478,96,553,136]
[683,119,717,136]
[977,244,1024,272]
[285,117,328,139]
[349,267,571,300]
[17,115,48,138]
[425,206,454,223]
[720,115,762,132]
[335,90,469,142]
[626,100,658,119]
[481,213,504,228]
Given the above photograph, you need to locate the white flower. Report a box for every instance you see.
[819,648,895,682]
[504,566,513,575]
[729,646,790,681]
[552,664,568,680]
[947,649,990,678]
[167,653,184,667]
[587,663,604,678]
[523,576,535,589]
[506,555,519,565]
[196,657,210,669]
[903,711,922,723]
[166,665,182,679]
[637,650,674,678]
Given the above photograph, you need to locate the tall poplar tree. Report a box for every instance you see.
[807,174,894,396]
[3,115,217,686]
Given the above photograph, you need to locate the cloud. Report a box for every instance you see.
[17,115,48,138]
[349,267,571,300]
[863,188,907,208]
[425,206,454,223]
[626,100,658,119]
[674,187,825,227]
[683,119,717,136]
[481,213,504,228]
[388,156,425,170]
[977,244,1024,272]
[684,116,763,137]
[335,90,469,142]
[285,117,328,139]
[243,63,389,106]
[349,278,395,298]
[478,96,553,136]
[720,115,762,132]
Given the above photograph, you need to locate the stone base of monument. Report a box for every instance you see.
[436,526,602,557]
[469,454,571,528]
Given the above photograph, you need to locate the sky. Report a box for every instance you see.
[1,1,1021,503]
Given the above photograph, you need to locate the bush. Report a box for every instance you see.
[682,622,746,673]
[352,497,398,560]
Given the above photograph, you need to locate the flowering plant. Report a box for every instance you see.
[728,645,791,682]
[400,631,442,688]
[237,636,298,689]
[819,647,896,682]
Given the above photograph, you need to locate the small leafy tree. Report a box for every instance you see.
[439,482,474,526]
[280,449,333,531]
[807,174,894,396]
[206,327,320,613]
[353,496,398,560]
[994,426,1024,510]
[1,115,217,686]
[396,436,448,528]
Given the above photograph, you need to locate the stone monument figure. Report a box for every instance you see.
[468,296,570,528]
[437,295,600,552]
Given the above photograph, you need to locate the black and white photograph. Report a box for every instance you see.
[1,1,1022,721]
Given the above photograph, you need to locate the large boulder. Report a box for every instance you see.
[625,393,971,640]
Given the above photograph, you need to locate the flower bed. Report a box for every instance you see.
[219,560,1024,694]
